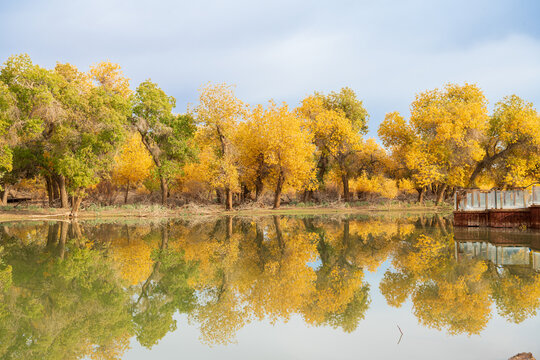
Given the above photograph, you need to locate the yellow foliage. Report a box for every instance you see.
[176,145,214,195]
[352,173,398,199]
[398,178,416,194]
[241,101,316,191]
[108,237,155,286]
[112,133,153,187]
[494,273,540,323]
[89,61,131,98]
[195,83,246,193]
[379,83,489,189]
[298,95,361,158]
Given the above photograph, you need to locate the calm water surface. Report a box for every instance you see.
[0,214,539,359]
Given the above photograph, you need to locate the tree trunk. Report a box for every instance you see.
[225,187,233,210]
[435,184,448,206]
[161,223,169,249]
[58,221,68,259]
[46,176,54,207]
[57,175,69,208]
[70,196,82,217]
[273,215,283,248]
[316,155,328,186]
[255,177,264,202]
[52,178,60,202]
[241,184,250,203]
[160,177,168,206]
[469,146,515,186]
[342,174,350,202]
[273,172,284,209]
[226,216,233,239]
[0,184,9,206]
[216,189,222,204]
[47,222,59,247]
[417,187,425,204]
[71,220,83,239]
[124,181,130,204]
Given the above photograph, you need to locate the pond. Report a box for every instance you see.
[0,214,539,360]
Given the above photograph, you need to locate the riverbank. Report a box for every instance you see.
[0,202,452,222]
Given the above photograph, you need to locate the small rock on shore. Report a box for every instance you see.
[509,353,535,360]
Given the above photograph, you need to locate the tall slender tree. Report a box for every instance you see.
[195,83,246,210]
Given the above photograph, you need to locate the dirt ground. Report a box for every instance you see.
[0,202,452,222]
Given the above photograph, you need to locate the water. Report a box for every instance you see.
[0,214,539,360]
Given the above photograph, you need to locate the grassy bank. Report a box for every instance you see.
[0,201,453,222]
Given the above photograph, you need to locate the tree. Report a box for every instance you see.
[195,83,246,210]
[469,95,540,187]
[0,54,62,205]
[235,110,271,201]
[112,133,153,203]
[131,80,195,206]
[246,101,315,209]
[0,81,17,188]
[1,57,131,214]
[51,62,130,216]
[298,95,364,202]
[321,87,369,135]
[379,83,488,204]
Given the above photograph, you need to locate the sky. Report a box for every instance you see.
[1,0,540,139]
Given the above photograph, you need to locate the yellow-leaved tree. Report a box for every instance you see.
[195,83,246,210]
[379,83,488,204]
[469,95,540,187]
[112,133,154,203]
[240,101,316,209]
[298,95,363,201]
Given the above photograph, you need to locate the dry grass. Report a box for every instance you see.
[0,200,452,222]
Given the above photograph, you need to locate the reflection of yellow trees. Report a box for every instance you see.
[380,229,492,336]
[247,230,318,322]
[492,271,540,323]
[195,289,249,346]
[109,237,155,286]
[8,216,538,351]
[180,217,319,344]
[300,219,373,332]
[379,272,413,307]
[412,260,491,335]
[303,266,365,324]
[402,234,447,274]
[174,216,381,343]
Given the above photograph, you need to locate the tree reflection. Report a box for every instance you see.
[380,219,492,336]
[0,222,132,360]
[490,266,540,323]
[131,223,198,348]
[0,215,539,356]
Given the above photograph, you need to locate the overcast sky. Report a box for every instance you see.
[1,0,539,138]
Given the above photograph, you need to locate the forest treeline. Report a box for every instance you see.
[1,54,539,215]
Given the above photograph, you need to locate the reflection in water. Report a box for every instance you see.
[0,215,539,359]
